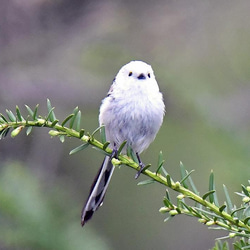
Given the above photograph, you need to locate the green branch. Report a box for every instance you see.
[1,99,250,250]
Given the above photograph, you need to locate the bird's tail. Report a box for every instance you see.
[81,155,115,226]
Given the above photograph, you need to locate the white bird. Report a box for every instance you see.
[81,60,165,226]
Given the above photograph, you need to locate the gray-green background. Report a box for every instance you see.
[1,1,250,249]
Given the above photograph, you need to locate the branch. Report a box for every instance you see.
[1,99,250,250]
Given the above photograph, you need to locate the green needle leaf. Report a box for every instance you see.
[156,151,164,174]
[100,125,106,144]
[6,109,16,122]
[137,179,155,186]
[75,110,81,131]
[69,143,89,155]
[166,175,172,187]
[231,206,246,217]
[203,190,216,200]
[186,171,199,195]
[92,125,103,137]
[26,126,33,136]
[243,217,250,225]
[46,107,56,122]
[209,171,219,206]
[103,141,110,150]
[223,184,233,212]
[62,114,74,127]
[25,105,34,118]
[142,164,151,172]
[160,166,169,177]
[180,170,195,189]
[33,104,39,120]
[16,106,23,121]
[180,161,188,188]
[219,204,227,213]
[118,140,127,155]
[47,99,56,122]
[69,107,79,129]
[0,114,8,123]
[59,135,65,143]
[79,129,85,138]
[0,116,5,123]
[156,152,165,175]
[51,120,59,127]
[241,185,250,196]
[127,146,138,164]
[1,127,10,138]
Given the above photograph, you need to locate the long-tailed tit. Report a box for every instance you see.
[81,60,165,226]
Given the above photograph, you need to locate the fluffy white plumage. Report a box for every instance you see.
[81,61,165,226]
[99,60,165,153]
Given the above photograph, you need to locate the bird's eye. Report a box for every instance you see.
[128,72,133,77]
[148,73,151,78]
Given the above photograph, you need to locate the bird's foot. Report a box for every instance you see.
[135,152,145,179]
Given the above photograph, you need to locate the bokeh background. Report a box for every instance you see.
[1,0,250,249]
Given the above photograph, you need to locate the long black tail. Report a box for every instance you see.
[81,156,115,226]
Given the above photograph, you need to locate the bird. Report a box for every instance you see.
[81,60,165,226]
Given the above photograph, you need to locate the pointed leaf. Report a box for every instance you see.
[164,216,171,222]
[156,159,165,175]
[25,105,34,118]
[79,129,85,138]
[0,127,10,138]
[103,141,110,150]
[156,151,163,175]
[6,109,16,122]
[69,143,89,155]
[231,206,246,217]
[118,140,127,155]
[16,106,23,121]
[219,204,227,213]
[26,126,33,136]
[241,184,250,196]
[180,170,195,188]
[186,171,199,195]
[209,171,219,206]
[69,107,79,129]
[62,114,74,127]
[46,107,56,122]
[161,166,169,177]
[92,146,110,156]
[166,175,172,187]
[33,104,39,120]
[47,99,56,122]
[163,197,174,210]
[100,125,106,144]
[223,184,233,212]
[137,179,155,186]
[127,146,138,164]
[203,190,216,200]
[59,135,65,143]
[243,217,250,225]
[0,114,8,123]
[51,120,59,127]
[165,189,171,201]
[76,110,81,131]
[180,161,188,188]
[209,171,215,203]
[0,116,5,123]
[92,125,102,137]
[144,164,152,170]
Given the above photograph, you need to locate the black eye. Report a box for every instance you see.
[148,73,151,78]
[128,72,133,76]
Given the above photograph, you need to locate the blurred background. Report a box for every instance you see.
[1,0,250,249]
